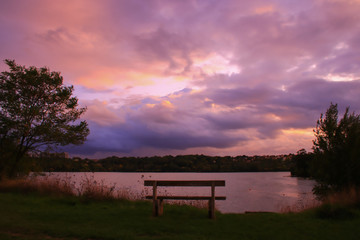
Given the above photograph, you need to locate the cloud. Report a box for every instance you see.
[2,0,360,157]
[83,100,124,126]
[66,75,360,156]
[66,117,243,156]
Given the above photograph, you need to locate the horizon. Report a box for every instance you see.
[74,152,297,159]
[1,0,360,158]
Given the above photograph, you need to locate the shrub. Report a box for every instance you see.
[314,187,360,220]
[312,103,360,197]
[315,204,355,220]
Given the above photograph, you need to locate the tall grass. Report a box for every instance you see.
[280,187,360,215]
[0,175,213,210]
[324,187,360,207]
[314,187,360,219]
[76,174,135,201]
[280,198,320,213]
[0,176,74,197]
[0,175,134,201]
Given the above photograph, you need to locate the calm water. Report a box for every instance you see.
[45,172,317,213]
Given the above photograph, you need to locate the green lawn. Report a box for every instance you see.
[0,192,359,240]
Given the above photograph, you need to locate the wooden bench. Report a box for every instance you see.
[144,180,226,219]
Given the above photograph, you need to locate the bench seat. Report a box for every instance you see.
[146,195,226,200]
[144,180,226,187]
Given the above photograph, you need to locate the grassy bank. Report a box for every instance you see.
[0,191,360,240]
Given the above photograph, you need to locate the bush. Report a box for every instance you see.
[312,103,360,197]
[314,187,360,220]
[315,204,355,220]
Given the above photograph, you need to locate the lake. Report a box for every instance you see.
[45,172,317,213]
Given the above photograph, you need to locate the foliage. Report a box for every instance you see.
[312,103,360,197]
[29,154,293,172]
[0,60,89,178]
[290,149,314,177]
[315,203,356,220]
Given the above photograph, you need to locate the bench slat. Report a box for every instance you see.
[144,180,225,187]
[145,195,226,200]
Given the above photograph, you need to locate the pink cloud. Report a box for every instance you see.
[2,0,360,157]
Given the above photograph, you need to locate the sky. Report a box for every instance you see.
[1,0,360,158]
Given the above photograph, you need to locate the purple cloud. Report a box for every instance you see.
[2,0,360,157]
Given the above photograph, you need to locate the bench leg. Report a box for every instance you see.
[153,199,158,216]
[208,199,215,219]
[152,182,160,217]
[153,199,163,217]
[209,183,216,219]
[158,199,163,216]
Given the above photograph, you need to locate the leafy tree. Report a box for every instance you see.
[290,149,314,178]
[0,60,89,178]
[312,103,360,196]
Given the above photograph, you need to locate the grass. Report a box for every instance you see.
[0,178,360,240]
[0,175,134,202]
[0,192,359,239]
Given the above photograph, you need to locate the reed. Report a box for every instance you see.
[163,199,208,209]
[0,176,74,197]
[324,187,360,207]
[313,187,360,219]
[0,175,135,201]
[280,198,320,213]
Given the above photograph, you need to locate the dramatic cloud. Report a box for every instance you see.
[1,0,360,157]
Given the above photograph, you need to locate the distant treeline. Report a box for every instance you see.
[27,154,295,172]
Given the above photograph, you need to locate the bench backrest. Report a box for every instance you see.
[144,180,225,187]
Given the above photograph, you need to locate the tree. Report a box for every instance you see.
[312,103,360,196]
[290,149,314,178]
[0,60,89,178]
